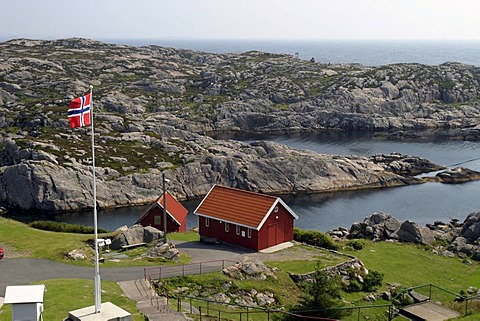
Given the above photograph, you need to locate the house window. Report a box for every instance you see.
[247,228,252,238]
[236,225,241,235]
[205,217,209,227]
[154,215,161,225]
[274,206,279,213]
[225,222,229,232]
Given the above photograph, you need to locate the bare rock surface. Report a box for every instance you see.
[1,38,479,212]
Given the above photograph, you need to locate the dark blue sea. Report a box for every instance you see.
[106,38,480,67]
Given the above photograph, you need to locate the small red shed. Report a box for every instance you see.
[194,185,298,251]
[136,192,188,233]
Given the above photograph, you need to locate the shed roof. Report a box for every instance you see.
[194,185,298,230]
[136,191,188,226]
[4,285,45,304]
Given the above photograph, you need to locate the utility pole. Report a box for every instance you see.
[162,172,168,244]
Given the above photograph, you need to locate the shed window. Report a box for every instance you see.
[225,222,229,232]
[205,217,209,227]
[154,215,161,225]
[274,206,279,213]
[236,225,241,235]
[247,228,252,238]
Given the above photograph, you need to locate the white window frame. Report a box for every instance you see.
[225,222,229,232]
[247,228,252,238]
[205,217,209,227]
[236,225,241,235]
[274,206,279,213]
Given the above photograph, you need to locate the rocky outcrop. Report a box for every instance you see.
[290,258,368,289]
[343,212,436,245]
[436,167,480,183]
[1,38,480,212]
[0,131,443,211]
[110,224,164,250]
[447,212,480,259]
[222,259,277,281]
[331,212,480,260]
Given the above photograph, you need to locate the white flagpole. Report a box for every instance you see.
[90,84,101,313]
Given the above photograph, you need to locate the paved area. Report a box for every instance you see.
[400,301,461,320]
[0,240,291,318]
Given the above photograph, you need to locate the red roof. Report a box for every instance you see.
[194,185,297,230]
[137,191,188,225]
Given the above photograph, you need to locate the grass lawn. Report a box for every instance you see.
[341,241,480,293]
[0,216,191,266]
[0,279,143,321]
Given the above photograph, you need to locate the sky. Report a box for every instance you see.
[1,0,479,41]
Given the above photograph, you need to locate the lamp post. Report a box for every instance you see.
[162,173,170,244]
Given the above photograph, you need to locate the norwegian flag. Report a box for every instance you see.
[68,93,91,128]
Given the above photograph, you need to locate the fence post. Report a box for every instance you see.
[429,284,432,300]
[190,297,193,314]
[177,296,180,312]
[388,305,392,321]
[199,306,202,321]
[159,267,162,280]
[200,262,202,275]
[267,309,270,321]
[218,310,221,321]
[357,307,361,321]
[247,306,249,321]
[465,298,468,315]
[207,300,210,316]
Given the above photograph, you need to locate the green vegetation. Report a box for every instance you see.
[29,220,110,234]
[293,228,338,250]
[0,279,143,321]
[0,216,92,261]
[286,268,349,320]
[0,217,190,267]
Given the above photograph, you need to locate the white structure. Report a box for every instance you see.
[4,285,45,321]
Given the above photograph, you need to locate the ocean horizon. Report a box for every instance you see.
[103,38,480,67]
[2,36,480,67]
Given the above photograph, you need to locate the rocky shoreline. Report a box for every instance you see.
[1,38,480,212]
[328,211,480,261]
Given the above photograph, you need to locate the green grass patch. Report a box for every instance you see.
[0,279,143,321]
[168,231,200,242]
[0,217,191,267]
[341,241,480,292]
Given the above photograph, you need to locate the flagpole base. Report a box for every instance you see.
[67,302,131,321]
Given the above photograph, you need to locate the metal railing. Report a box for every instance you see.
[144,259,237,281]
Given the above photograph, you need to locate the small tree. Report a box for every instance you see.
[288,266,349,320]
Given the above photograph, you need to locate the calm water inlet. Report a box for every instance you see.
[9,132,480,233]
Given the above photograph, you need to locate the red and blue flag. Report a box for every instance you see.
[68,93,91,128]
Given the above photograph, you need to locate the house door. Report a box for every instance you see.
[267,223,277,247]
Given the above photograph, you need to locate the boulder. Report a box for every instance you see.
[397,221,435,245]
[68,249,86,260]
[143,242,179,261]
[223,259,276,280]
[110,224,164,250]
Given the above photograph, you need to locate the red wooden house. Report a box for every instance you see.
[136,192,188,233]
[194,185,298,251]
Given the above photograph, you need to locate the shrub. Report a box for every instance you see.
[29,220,109,234]
[346,240,364,250]
[363,270,384,292]
[294,228,339,250]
